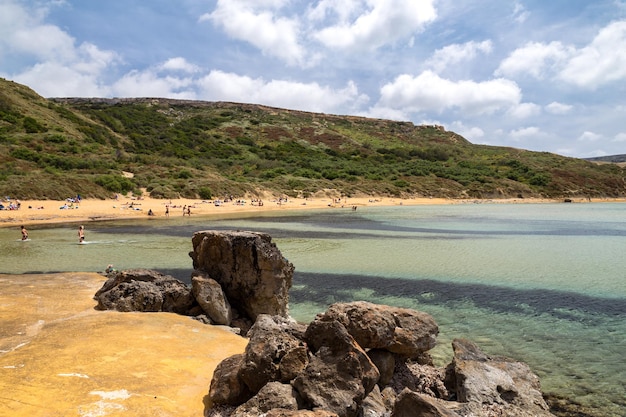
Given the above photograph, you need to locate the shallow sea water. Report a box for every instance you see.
[1,203,625,416]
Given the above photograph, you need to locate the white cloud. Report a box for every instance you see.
[312,0,437,51]
[507,102,541,119]
[559,21,626,88]
[111,69,196,99]
[578,131,602,142]
[495,41,572,79]
[509,126,542,140]
[201,0,307,67]
[196,70,368,114]
[426,40,492,72]
[496,21,626,89]
[545,101,573,115]
[377,71,521,115]
[512,2,529,24]
[160,57,200,73]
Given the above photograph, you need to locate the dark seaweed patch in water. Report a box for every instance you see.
[291,272,626,322]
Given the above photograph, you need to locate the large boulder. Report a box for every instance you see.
[209,353,253,406]
[314,301,439,358]
[190,230,294,321]
[232,382,301,417]
[94,269,195,314]
[294,319,380,417]
[239,315,308,393]
[445,338,554,417]
[391,389,461,417]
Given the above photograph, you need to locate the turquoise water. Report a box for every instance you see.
[1,203,625,416]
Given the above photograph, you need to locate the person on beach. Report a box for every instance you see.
[78,225,85,243]
[182,205,187,216]
[186,206,191,216]
[165,205,169,217]
[21,225,28,240]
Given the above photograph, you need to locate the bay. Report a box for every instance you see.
[1,202,625,416]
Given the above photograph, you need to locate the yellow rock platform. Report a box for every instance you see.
[0,272,248,417]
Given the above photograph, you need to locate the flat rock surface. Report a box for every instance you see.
[0,272,248,417]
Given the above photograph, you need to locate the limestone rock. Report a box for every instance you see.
[232,382,300,417]
[94,268,194,314]
[209,353,253,406]
[190,230,294,321]
[446,338,554,417]
[315,301,438,358]
[391,389,460,417]
[361,385,388,417]
[239,315,308,393]
[191,272,233,325]
[294,319,380,417]
[367,349,396,387]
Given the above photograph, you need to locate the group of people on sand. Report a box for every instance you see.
[20,224,85,243]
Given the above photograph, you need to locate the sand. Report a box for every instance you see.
[1,194,612,229]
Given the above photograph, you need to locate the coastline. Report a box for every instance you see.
[1,194,612,229]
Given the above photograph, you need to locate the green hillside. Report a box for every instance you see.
[1,78,624,200]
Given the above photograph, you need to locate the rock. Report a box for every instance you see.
[391,389,460,417]
[209,353,253,406]
[94,268,195,314]
[232,382,301,417]
[239,315,308,393]
[367,349,396,387]
[265,410,340,417]
[388,361,449,400]
[191,272,233,325]
[446,338,554,417]
[190,230,294,321]
[361,385,388,417]
[315,301,438,358]
[294,319,380,417]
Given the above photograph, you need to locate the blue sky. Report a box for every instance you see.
[1,0,625,158]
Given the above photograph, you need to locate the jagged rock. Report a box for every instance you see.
[191,272,232,325]
[209,353,253,406]
[190,230,294,321]
[239,315,308,393]
[314,301,438,358]
[446,338,554,417]
[361,385,388,417]
[94,268,194,314]
[294,319,380,417]
[391,389,460,417]
[388,361,449,400]
[367,349,396,387]
[232,382,300,417]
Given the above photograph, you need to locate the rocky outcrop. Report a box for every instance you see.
[208,301,555,417]
[94,230,294,331]
[94,268,195,314]
[190,230,295,323]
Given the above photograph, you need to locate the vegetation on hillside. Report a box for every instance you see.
[1,78,625,200]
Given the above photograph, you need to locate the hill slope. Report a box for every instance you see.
[1,78,625,200]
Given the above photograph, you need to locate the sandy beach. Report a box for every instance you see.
[1,193,615,229]
[0,194,458,229]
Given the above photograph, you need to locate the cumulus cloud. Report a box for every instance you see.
[496,20,626,89]
[545,101,573,115]
[196,70,368,114]
[578,131,602,142]
[311,0,437,51]
[559,21,626,88]
[201,0,307,67]
[377,71,522,115]
[613,132,626,142]
[0,0,120,97]
[509,126,544,140]
[111,69,196,99]
[426,40,492,72]
[449,121,485,141]
[507,102,541,119]
[160,57,200,73]
[495,41,572,79]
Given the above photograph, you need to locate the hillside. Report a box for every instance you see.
[1,78,625,200]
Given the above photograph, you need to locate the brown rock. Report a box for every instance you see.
[191,273,232,325]
[232,382,300,417]
[190,230,294,321]
[209,353,253,406]
[391,389,461,417]
[315,301,438,358]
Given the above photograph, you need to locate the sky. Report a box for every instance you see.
[1,1,626,158]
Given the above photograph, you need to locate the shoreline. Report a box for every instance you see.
[1,195,623,229]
